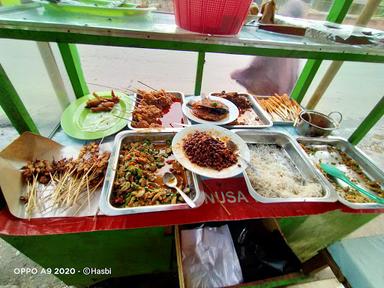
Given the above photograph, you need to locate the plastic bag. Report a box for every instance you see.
[181,225,243,288]
[229,221,301,282]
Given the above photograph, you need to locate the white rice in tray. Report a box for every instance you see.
[246,144,323,198]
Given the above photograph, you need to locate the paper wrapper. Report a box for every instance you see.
[0,132,103,219]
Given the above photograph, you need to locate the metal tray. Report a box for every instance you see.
[127,91,189,130]
[233,130,336,203]
[255,95,303,126]
[209,92,272,129]
[99,129,205,215]
[296,137,384,209]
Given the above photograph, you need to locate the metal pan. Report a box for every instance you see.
[233,130,336,203]
[209,92,272,129]
[297,137,384,209]
[127,91,189,130]
[255,95,304,126]
[99,129,205,215]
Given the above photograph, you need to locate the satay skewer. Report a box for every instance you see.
[137,81,158,91]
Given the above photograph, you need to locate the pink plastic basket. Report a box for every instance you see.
[173,0,253,35]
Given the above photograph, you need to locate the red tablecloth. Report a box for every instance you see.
[0,178,382,236]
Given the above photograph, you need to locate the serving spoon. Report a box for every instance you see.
[320,163,384,204]
[163,172,196,208]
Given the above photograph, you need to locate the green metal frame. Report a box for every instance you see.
[0,64,39,134]
[349,96,384,144]
[2,227,174,287]
[290,60,323,104]
[278,211,378,262]
[245,274,309,288]
[0,0,21,6]
[1,0,383,142]
[0,30,383,63]
[0,2,383,286]
[194,51,205,95]
[291,0,354,103]
[57,43,89,99]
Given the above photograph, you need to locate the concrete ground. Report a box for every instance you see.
[0,42,383,287]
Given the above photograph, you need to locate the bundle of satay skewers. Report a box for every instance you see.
[257,93,302,122]
[20,143,110,218]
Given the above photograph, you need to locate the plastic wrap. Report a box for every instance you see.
[181,225,243,288]
[275,15,384,45]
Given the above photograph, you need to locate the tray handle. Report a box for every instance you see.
[328,111,343,126]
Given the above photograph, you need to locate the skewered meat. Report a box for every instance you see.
[132,89,179,128]
[85,90,120,113]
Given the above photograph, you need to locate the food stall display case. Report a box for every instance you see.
[0,0,383,286]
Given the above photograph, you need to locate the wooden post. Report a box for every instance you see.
[37,42,71,109]
[290,0,353,103]
[306,0,382,109]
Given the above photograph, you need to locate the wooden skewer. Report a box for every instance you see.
[112,114,132,122]
[137,81,158,91]
[125,87,139,94]
[87,82,122,90]
[201,181,231,216]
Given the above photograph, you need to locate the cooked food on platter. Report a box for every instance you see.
[61,90,131,140]
[300,143,384,204]
[245,144,323,198]
[212,91,265,126]
[111,139,190,207]
[182,96,239,125]
[257,93,302,122]
[20,143,110,217]
[131,89,184,128]
[189,98,229,121]
[85,91,120,112]
[172,124,250,178]
[212,91,251,111]
[183,131,238,171]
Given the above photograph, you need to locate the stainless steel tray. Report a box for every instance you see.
[255,95,303,126]
[296,137,384,209]
[233,130,336,203]
[209,92,272,129]
[127,91,189,130]
[99,129,205,215]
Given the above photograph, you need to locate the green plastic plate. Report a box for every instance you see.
[77,0,137,8]
[61,91,132,140]
[35,0,156,17]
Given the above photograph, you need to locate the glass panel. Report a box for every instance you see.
[130,0,173,12]
[202,53,304,96]
[78,45,196,94]
[0,108,19,150]
[268,0,328,20]
[0,39,66,136]
[202,53,253,94]
[343,0,384,29]
[358,118,384,171]
[301,60,384,139]
[147,0,330,20]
